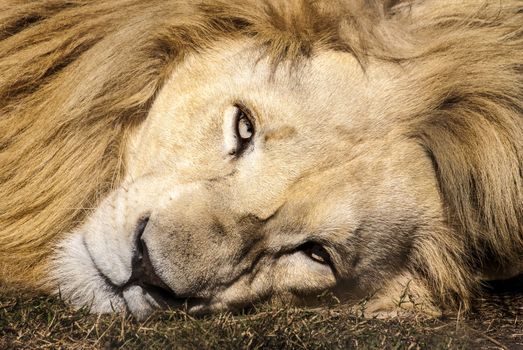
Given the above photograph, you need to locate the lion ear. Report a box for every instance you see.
[381,0,406,12]
[359,0,407,14]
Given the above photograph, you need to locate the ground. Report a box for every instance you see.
[1,277,522,350]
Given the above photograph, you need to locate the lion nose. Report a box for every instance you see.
[127,217,172,292]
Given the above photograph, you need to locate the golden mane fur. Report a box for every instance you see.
[0,0,521,309]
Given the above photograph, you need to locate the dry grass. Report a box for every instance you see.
[1,281,522,350]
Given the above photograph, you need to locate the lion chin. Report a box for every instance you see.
[0,0,521,319]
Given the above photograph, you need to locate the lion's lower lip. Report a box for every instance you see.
[140,283,182,307]
[137,283,208,310]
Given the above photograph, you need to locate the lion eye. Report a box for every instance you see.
[299,242,331,265]
[236,108,254,141]
[223,105,255,157]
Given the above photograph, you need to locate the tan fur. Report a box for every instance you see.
[0,0,521,314]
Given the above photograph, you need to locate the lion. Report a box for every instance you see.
[0,0,521,319]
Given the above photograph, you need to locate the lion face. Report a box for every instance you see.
[51,40,444,318]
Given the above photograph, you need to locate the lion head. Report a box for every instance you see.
[1,0,521,318]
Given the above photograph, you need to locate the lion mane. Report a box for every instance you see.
[0,0,521,310]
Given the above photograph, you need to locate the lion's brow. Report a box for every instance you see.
[263,126,297,143]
